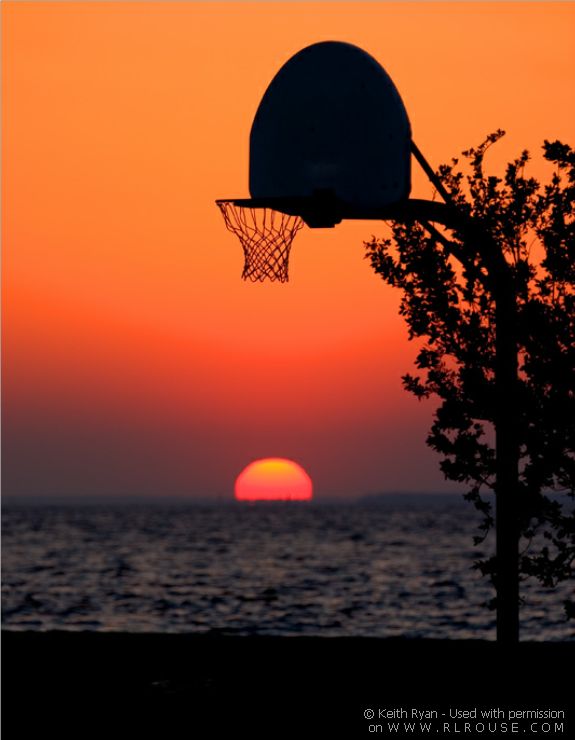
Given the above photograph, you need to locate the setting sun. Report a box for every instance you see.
[235,458,313,501]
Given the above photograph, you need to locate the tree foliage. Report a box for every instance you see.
[365,132,575,617]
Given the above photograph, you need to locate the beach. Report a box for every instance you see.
[3,631,573,738]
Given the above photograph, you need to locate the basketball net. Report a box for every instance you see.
[217,201,304,282]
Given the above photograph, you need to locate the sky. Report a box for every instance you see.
[3,2,575,501]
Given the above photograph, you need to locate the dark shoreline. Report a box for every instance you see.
[3,631,573,738]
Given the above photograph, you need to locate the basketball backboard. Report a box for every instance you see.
[249,41,412,226]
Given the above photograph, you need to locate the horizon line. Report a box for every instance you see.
[2,491,477,506]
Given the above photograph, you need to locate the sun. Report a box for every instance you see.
[235,458,313,502]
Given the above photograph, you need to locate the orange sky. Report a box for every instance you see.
[3,2,575,499]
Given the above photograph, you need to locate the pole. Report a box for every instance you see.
[494,272,520,643]
[405,143,521,642]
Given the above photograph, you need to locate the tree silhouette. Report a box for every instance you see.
[365,132,575,621]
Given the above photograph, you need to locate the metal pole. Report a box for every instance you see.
[405,144,521,642]
[493,274,520,643]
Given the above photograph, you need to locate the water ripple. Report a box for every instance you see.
[2,502,573,640]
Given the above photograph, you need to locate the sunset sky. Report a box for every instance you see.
[3,2,575,500]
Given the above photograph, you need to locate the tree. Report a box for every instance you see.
[365,132,575,624]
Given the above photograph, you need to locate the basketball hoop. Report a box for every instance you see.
[217,200,304,282]
[216,42,411,282]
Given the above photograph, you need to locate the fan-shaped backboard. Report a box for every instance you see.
[249,41,411,224]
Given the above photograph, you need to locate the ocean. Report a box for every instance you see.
[2,496,572,640]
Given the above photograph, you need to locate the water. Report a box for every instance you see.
[2,498,572,640]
